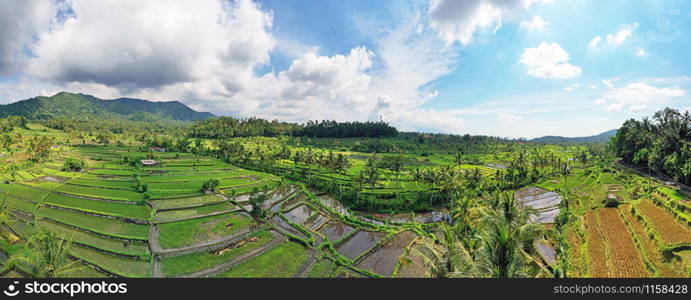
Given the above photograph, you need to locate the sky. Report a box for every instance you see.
[0,0,689,139]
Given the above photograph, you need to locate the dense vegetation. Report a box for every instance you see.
[190,117,397,139]
[0,92,214,122]
[189,116,299,138]
[611,108,691,185]
[299,120,398,138]
[530,129,617,144]
[0,96,688,279]
[0,116,28,133]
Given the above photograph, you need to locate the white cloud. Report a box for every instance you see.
[588,36,602,49]
[602,77,620,89]
[594,80,685,113]
[525,0,554,9]
[27,0,276,90]
[563,84,580,92]
[0,0,54,74]
[606,24,636,46]
[498,113,524,122]
[428,0,501,46]
[635,47,649,57]
[589,23,638,50]
[628,104,647,112]
[520,15,549,31]
[427,0,553,46]
[519,42,582,79]
[0,0,469,134]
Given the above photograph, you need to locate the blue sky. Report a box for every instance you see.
[0,0,689,138]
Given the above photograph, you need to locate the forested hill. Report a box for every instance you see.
[0,92,214,122]
[530,129,617,144]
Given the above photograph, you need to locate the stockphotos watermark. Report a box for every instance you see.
[3,280,127,297]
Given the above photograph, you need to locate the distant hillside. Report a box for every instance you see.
[530,129,617,144]
[0,92,214,122]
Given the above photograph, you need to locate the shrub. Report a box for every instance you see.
[62,158,87,172]
[201,179,220,192]
[137,183,148,193]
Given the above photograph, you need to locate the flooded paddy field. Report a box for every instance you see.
[317,195,350,216]
[268,215,307,239]
[318,221,354,242]
[282,204,314,224]
[355,231,417,276]
[336,231,386,260]
[304,213,330,230]
[515,187,562,224]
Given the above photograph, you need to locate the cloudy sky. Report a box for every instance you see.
[0,0,689,138]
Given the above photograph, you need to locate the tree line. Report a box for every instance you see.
[188,116,398,139]
[611,107,691,185]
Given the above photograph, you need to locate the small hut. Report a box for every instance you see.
[141,159,158,166]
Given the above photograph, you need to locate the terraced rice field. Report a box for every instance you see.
[39,202,146,234]
[214,242,311,278]
[618,204,687,277]
[515,187,562,224]
[70,244,151,278]
[395,240,429,278]
[355,231,417,276]
[43,193,150,220]
[336,231,386,260]
[585,209,649,277]
[159,230,280,277]
[634,200,691,249]
[3,145,432,278]
[597,209,649,277]
[584,211,610,277]
[157,212,259,249]
[151,194,226,210]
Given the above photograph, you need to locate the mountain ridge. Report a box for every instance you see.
[0,92,214,122]
[529,129,617,143]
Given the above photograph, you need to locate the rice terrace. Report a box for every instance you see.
[0,95,689,279]
[0,0,690,286]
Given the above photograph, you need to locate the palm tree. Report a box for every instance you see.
[454,152,463,173]
[362,156,380,191]
[484,192,543,249]
[418,191,544,278]
[9,230,83,278]
[475,222,526,278]
[388,156,404,189]
[415,224,477,278]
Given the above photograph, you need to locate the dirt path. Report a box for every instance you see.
[152,259,163,278]
[64,182,132,191]
[177,231,286,278]
[144,175,257,184]
[293,252,317,278]
[153,208,241,224]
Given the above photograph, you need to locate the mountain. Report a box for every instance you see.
[530,129,617,144]
[0,92,214,122]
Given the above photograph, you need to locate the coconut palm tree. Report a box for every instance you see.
[415,224,477,278]
[475,222,527,278]
[484,191,543,250]
[418,191,544,278]
[9,230,83,278]
[454,152,463,173]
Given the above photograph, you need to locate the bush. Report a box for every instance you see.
[200,178,220,192]
[137,183,148,193]
[62,158,87,172]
